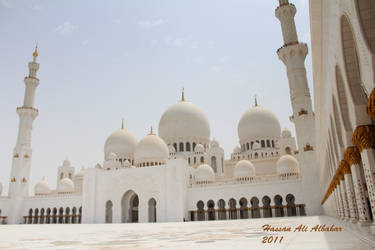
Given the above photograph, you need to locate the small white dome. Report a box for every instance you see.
[123,159,131,167]
[58,177,75,193]
[35,177,51,195]
[75,169,84,178]
[158,100,210,141]
[233,146,241,154]
[63,159,71,167]
[134,133,169,164]
[238,106,281,142]
[194,164,215,182]
[234,160,256,178]
[168,145,176,154]
[0,182,2,195]
[252,142,261,150]
[277,155,300,175]
[211,138,219,148]
[282,128,292,138]
[104,127,138,160]
[194,143,205,153]
[108,152,117,160]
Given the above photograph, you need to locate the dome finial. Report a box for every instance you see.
[254,95,258,107]
[149,126,154,135]
[181,87,185,101]
[33,43,38,61]
[121,119,124,129]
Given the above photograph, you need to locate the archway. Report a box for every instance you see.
[34,208,39,224]
[106,200,113,223]
[58,207,64,224]
[262,196,272,218]
[40,208,45,224]
[250,197,260,218]
[341,15,368,104]
[274,195,284,217]
[28,209,33,224]
[46,208,51,224]
[207,200,215,220]
[148,198,157,223]
[239,197,249,219]
[197,200,205,221]
[228,198,237,220]
[65,207,70,224]
[72,207,77,224]
[217,199,226,220]
[355,0,375,53]
[286,194,297,216]
[335,66,353,132]
[52,208,57,224]
[211,156,217,173]
[121,190,139,223]
[78,207,82,223]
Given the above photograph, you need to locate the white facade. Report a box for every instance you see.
[0,1,327,225]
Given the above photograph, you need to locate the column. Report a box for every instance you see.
[335,180,345,219]
[338,174,350,221]
[344,146,371,225]
[340,160,359,222]
[352,125,375,222]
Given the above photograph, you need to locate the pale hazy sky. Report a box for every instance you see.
[0,0,312,194]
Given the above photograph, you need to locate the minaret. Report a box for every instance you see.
[8,45,40,223]
[275,1,321,215]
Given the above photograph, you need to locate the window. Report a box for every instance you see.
[179,142,184,152]
[186,142,191,152]
[246,143,249,150]
[261,140,265,148]
[267,140,270,147]
[200,156,204,163]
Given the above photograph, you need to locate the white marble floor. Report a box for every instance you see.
[0,216,374,250]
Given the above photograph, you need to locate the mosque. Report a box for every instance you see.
[3,0,374,227]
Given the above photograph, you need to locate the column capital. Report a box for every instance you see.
[352,125,375,152]
[366,88,375,120]
[344,146,361,165]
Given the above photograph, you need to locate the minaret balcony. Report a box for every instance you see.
[24,76,40,86]
[277,43,308,66]
[16,106,39,119]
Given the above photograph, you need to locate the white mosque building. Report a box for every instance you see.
[0,0,323,224]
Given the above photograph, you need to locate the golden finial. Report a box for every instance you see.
[149,126,154,135]
[33,43,38,59]
[254,95,258,107]
[181,87,185,101]
[121,119,124,129]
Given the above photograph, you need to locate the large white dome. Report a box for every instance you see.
[194,164,215,182]
[158,101,210,140]
[238,105,281,142]
[277,155,300,175]
[134,132,169,165]
[34,177,51,195]
[57,177,75,193]
[104,127,138,160]
[234,160,256,178]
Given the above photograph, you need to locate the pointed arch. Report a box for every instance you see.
[121,190,139,223]
[335,66,353,132]
[148,198,157,223]
[105,200,113,223]
[355,0,375,53]
[341,15,368,104]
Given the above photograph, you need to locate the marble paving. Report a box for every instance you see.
[0,216,374,250]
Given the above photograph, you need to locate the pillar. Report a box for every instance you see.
[352,125,375,222]
[344,146,371,224]
[340,160,359,223]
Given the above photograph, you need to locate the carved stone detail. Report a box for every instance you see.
[352,125,375,152]
[344,146,361,166]
[366,88,375,120]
